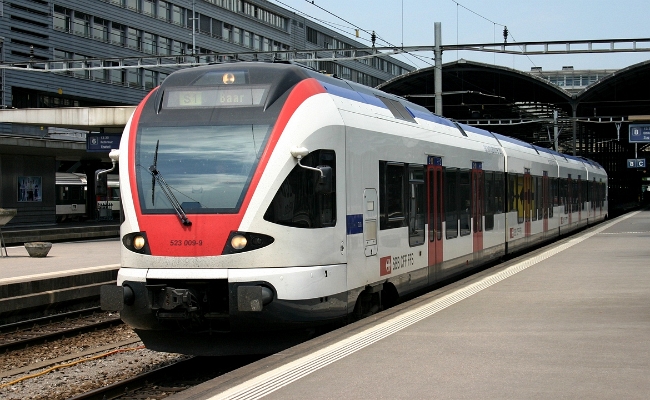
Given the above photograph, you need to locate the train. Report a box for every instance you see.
[55,172,120,221]
[101,62,608,355]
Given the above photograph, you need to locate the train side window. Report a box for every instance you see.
[560,178,569,214]
[408,165,425,246]
[512,174,524,224]
[507,173,517,214]
[484,171,497,231]
[263,150,336,229]
[379,161,407,230]
[445,168,458,239]
[533,176,541,221]
[459,169,471,236]
[548,178,555,218]
[494,172,504,214]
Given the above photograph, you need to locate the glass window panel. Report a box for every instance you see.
[445,168,458,239]
[136,125,273,213]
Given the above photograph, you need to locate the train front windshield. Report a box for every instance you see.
[135,124,272,214]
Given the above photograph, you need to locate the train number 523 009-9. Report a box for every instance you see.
[170,240,203,246]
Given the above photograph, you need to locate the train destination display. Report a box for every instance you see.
[165,87,267,108]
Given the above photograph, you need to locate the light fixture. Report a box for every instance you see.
[230,235,248,250]
[133,235,146,250]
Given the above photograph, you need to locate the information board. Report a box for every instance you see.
[629,124,650,143]
[87,134,121,152]
[627,158,646,168]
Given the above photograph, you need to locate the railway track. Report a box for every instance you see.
[0,307,122,352]
[70,355,264,400]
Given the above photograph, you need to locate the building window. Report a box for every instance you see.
[199,14,211,34]
[158,1,170,21]
[53,6,70,32]
[73,11,90,37]
[171,5,183,26]
[243,30,251,48]
[143,0,155,16]
[125,0,139,12]
[93,17,109,42]
[144,69,156,89]
[142,32,156,54]
[110,22,126,46]
[233,27,241,45]
[126,27,140,50]
[158,37,171,55]
[127,68,141,88]
[222,24,232,42]
[171,40,183,55]
[306,27,318,44]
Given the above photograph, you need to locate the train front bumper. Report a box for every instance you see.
[101,265,348,333]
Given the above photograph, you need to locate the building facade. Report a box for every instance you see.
[1,0,413,126]
[0,0,413,225]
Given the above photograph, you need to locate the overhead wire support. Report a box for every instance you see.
[1,39,649,73]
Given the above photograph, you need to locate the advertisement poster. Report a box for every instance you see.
[18,176,42,202]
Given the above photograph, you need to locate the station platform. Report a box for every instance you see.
[176,209,650,399]
[0,220,119,247]
[0,238,120,324]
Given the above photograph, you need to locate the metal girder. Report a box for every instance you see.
[2,38,649,73]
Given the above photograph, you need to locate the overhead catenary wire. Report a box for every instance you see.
[270,0,432,68]
[450,0,537,68]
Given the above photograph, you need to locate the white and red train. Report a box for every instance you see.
[101,62,608,355]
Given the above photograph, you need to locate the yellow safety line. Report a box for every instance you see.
[0,345,145,389]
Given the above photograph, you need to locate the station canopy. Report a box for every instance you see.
[378,59,650,152]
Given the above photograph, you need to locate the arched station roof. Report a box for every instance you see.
[378,59,650,149]
[378,58,650,208]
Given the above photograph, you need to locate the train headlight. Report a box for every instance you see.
[223,231,274,255]
[122,232,150,255]
[133,235,146,250]
[230,235,248,250]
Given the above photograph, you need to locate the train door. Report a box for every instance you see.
[543,172,549,232]
[524,171,532,237]
[471,162,484,252]
[426,157,443,267]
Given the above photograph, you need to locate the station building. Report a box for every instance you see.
[0,0,413,226]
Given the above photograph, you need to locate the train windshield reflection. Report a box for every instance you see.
[135,124,272,214]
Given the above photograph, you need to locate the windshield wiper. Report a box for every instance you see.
[149,140,192,226]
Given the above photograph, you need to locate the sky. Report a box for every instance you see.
[270,0,650,72]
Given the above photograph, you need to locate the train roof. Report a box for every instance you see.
[161,62,596,168]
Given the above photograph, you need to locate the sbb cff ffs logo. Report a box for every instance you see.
[380,256,392,276]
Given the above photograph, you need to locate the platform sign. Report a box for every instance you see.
[627,158,646,168]
[629,124,650,143]
[87,134,120,152]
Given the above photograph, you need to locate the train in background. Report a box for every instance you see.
[101,62,608,355]
[55,172,120,221]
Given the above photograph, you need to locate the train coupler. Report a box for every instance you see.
[148,285,198,319]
